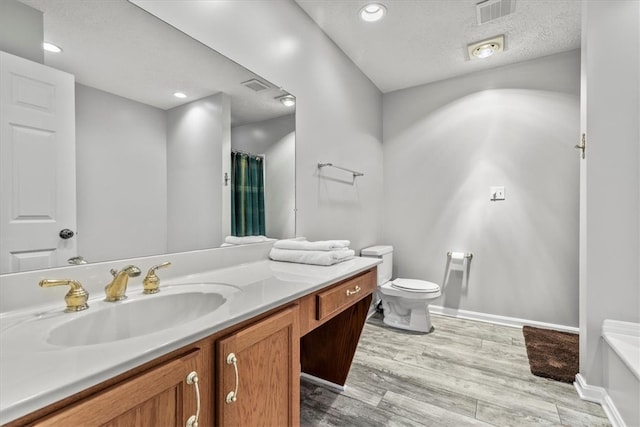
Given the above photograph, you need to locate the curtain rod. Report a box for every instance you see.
[232,148,264,158]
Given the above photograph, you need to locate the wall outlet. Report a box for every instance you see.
[490,186,505,201]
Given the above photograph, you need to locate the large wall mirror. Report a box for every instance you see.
[0,0,296,274]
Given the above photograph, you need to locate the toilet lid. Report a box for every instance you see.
[390,278,440,293]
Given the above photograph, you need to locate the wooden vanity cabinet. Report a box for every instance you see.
[9,268,375,427]
[299,268,375,386]
[11,305,300,427]
[31,344,212,427]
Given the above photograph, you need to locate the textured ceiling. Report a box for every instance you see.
[17,0,582,113]
[294,0,582,93]
[18,0,293,125]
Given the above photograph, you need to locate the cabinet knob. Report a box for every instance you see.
[225,353,239,404]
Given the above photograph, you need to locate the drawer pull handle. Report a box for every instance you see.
[225,353,239,404]
[186,371,200,427]
[346,285,361,296]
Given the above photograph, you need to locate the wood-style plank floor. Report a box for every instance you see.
[300,313,611,427]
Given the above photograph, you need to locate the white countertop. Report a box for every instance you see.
[0,257,379,424]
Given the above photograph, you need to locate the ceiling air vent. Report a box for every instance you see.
[476,0,515,25]
[242,79,270,92]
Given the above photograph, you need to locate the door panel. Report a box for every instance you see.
[0,51,76,273]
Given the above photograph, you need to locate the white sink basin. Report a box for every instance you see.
[1,283,240,348]
[48,291,226,346]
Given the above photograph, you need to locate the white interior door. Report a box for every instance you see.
[0,51,76,274]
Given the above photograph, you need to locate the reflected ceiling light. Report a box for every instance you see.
[467,34,504,60]
[173,92,187,99]
[277,95,296,107]
[359,3,386,22]
[43,42,62,53]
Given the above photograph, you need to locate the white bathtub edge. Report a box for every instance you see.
[602,319,640,381]
[603,319,640,337]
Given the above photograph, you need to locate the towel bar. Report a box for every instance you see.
[318,162,364,178]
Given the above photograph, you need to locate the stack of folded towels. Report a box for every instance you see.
[269,239,355,266]
[221,235,273,247]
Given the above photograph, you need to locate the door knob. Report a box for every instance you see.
[59,229,75,239]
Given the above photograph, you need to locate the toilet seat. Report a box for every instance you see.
[390,278,440,294]
[379,278,441,301]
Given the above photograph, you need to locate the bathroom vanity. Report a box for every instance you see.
[0,247,379,426]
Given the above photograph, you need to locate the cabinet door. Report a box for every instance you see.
[217,306,300,427]
[34,348,204,427]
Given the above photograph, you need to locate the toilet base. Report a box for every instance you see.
[380,299,434,333]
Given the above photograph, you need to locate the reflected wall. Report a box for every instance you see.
[0,0,296,272]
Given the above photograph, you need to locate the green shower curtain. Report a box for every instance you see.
[231,152,265,237]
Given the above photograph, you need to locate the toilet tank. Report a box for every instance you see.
[361,245,393,285]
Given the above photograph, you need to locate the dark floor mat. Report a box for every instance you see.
[523,325,579,383]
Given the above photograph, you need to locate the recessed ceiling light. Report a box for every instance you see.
[473,43,498,58]
[43,42,62,53]
[277,95,296,107]
[173,92,187,99]
[359,3,386,22]
[467,35,505,60]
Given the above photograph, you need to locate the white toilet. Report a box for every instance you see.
[361,245,441,333]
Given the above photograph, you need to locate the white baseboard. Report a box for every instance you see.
[428,305,579,333]
[300,372,346,392]
[574,374,626,427]
[574,373,607,403]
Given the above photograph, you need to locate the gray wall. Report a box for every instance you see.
[383,50,581,327]
[132,0,384,252]
[580,0,640,387]
[0,0,43,64]
[166,93,228,253]
[232,114,296,239]
[76,86,230,260]
[75,83,167,262]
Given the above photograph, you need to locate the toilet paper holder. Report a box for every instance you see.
[447,251,473,260]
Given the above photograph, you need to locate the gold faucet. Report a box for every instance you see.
[105,265,141,302]
[143,262,172,294]
[39,279,89,312]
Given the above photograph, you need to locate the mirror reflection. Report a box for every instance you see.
[0,0,296,274]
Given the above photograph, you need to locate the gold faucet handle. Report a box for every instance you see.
[143,262,171,294]
[39,279,89,312]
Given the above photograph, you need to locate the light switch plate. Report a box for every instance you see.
[490,186,505,201]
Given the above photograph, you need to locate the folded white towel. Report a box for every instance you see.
[273,239,351,251]
[224,235,270,245]
[269,248,355,266]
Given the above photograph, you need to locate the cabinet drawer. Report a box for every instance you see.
[316,269,376,321]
